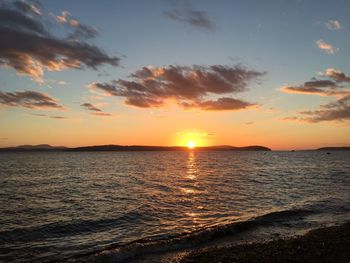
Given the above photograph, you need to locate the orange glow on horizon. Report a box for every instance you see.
[175,131,210,147]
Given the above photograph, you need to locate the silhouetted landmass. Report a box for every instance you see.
[69,145,187,151]
[0,144,67,152]
[69,145,271,151]
[0,144,271,152]
[201,145,271,151]
[317,147,350,151]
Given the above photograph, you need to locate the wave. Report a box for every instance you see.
[0,205,155,244]
[71,207,319,262]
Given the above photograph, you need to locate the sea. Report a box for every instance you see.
[0,151,349,262]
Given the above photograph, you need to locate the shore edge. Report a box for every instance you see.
[178,222,350,263]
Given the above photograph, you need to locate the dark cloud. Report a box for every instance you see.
[50,115,66,119]
[32,113,67,119]
[81,102,111,116]
[70,23,98,40]
[303,80,335,87]
[280,86,349,97]
[282,69,350,123]
[89,64,264,111]
[0,90,64,109]
[325,69,350,83]
[0,1,119,82]
[281,70,350,97]
[92,112,112,116]
[281,79,336,96]
[180,97,255,111]
[0,3,46,34]
[164,7,216,30]
[287,95,350,123]
[89,82,120,96]
[81,102,102,112]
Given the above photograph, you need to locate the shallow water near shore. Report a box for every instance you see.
[0,151,349,262]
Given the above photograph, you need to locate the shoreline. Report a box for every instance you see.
[126,221,350,263]
[71,208,349,262]
[178,222,350,263]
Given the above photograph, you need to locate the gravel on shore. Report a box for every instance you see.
[180,222,350,263]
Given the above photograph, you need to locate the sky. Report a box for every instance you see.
[0,0,349,150]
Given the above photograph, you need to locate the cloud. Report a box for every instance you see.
[286,96,350,123]
[164,5,216,30]
[52,10,98,40]
[91,112,112,116]
[180,97,256,111]
[54,10,71,24]
[325,20,341,30]
[44,79,68,88]
[0,1,119,83]
[13,1,41,15]
[50,115,66,119]
[281,70,350,97]
[81,102,102,112]
[281,86,350,97]
[325,68,350,83]
[280,80,350,97]
[0,90,64,109]
[81,102,111,116]
[316,39,338,54]
[282,69,350,123]
[32,113,67,119]
[89,64,265,111]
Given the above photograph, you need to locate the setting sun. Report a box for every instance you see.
[175,131,210,148]
[187,141,196,149]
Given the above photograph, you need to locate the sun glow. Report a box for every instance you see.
[187,140,196,149]
[174,131,211,148]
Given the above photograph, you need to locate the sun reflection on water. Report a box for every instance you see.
[186,151,197,180]
[182,151,206,226]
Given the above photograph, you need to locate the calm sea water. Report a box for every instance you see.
[0,151,349,262]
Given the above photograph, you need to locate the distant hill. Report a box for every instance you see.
[199,145,271,151]
[69,145,271,151]
[69,145,187,151]
[0,144,67,152]
[316,147,350,151]
[0,144,271,152]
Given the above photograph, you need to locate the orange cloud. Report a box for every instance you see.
[89,64,264,111]
[316,39,338,54]
[325,68,350,82]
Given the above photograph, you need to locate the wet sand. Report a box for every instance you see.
[180,222,350,263]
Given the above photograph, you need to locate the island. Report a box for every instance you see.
[0,144,271,152]
[316,147,350,151]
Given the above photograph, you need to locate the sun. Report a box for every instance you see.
[187,140,196,149]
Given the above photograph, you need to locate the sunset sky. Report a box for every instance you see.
[0,0,349,150]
